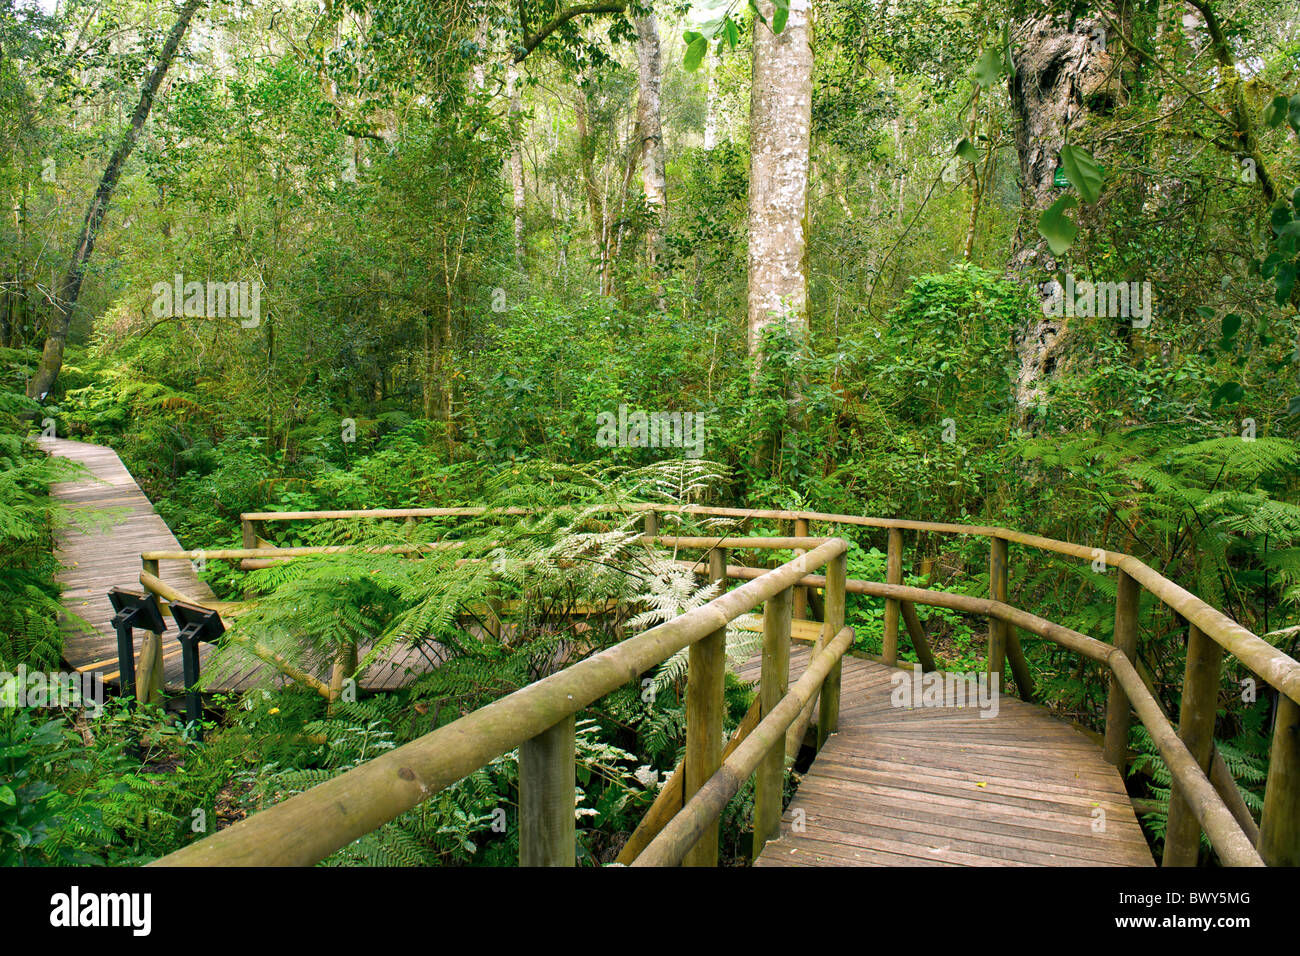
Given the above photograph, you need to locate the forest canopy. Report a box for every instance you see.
[0,0,1298,872]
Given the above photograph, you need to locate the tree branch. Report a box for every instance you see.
[1182,0,1278,203]
[513,1,628,62]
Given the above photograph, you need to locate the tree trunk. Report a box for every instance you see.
[703,50,719,149]
[27,0,204,401]
[961,83,981,260]
[747,0,813,360]
[634,15,666,268]
[1006,11,1106,419]
[574,87,610,293]
[507,62,527,267]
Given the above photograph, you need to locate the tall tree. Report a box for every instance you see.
[28,0,205,401]
[1006,9,1109,417]
[507,61,527,267]
[634,13,666,267]
[747,0,813,360]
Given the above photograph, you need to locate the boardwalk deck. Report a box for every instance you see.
[739,646,1154,867]
[39,437,434,694]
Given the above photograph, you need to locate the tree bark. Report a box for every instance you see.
[574,87,610,293]
[961,83,982,261]
[747,0,813,360]
[28,0,205,401]
[1006,11,1108,419]
[507,62,527,267]
[703,50,719,149]
[634,15,666,268]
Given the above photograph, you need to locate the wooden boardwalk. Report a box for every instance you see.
[39,437,437,694]
[39,443,1159,864]
[739,646,1154,867]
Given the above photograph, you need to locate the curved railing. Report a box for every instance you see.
[130,504,1299,867]
[148,534,853,866]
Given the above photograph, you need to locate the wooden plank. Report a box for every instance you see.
[753,654,1154,867]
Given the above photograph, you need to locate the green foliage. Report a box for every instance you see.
[4,0,1299,870]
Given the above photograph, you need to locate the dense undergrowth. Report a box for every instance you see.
[3,0,1300,868]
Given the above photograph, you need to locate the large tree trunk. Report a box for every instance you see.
[1007,11,1109,418]
[28,0,204,401]
[703,50,719,149]
[507,62,527,267]
[747,0,813,360]
[574,87,611,293]
[634,15,666,267]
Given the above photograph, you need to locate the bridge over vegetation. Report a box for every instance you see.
[42,439,1300,868]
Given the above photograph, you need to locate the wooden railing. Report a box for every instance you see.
[149,533,852,866]
[135,503,1300,867]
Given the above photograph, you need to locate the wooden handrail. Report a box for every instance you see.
[633,625,857,867]
[669,561,1264,866]
[151,538,850,866]
[139,535,832,563]
[140,502,1300,866]
[235,503,1300,705]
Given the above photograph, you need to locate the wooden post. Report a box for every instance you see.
[752,585,791,860]
[1259,694,1300,866]
[817,551,846,751]
[1004,629,1036,701]
[240,519,257,598]
[882,528,902,665]
[519,714,576,866]
[1162,623,1224,866]
[792,518,809,621]
[900,601,937,672]
[683,548,727,867]
[1103,569,1140,768]
[327,641,358,713]
[987,536,1007,691]
[136,558,164,705]
[644,510,659,539]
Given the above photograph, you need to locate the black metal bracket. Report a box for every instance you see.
[107,588,167,703]
[169,601,225,739]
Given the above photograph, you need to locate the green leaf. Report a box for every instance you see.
[1038,195,1080,255]
[1275,263,1296,305]
[973,47,1003,88]
[1220,312,1242,341]
[1289,396,1300,417]
[684,34,708,72]
[1270,203,1292,233]
[1263,96,1289,127]
[1211,381,1245,407]
[1059,145,1104,204]
[0,786,13,806]
[724,19,740,49]
[955,138,979,163]
[772,0,790,34]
